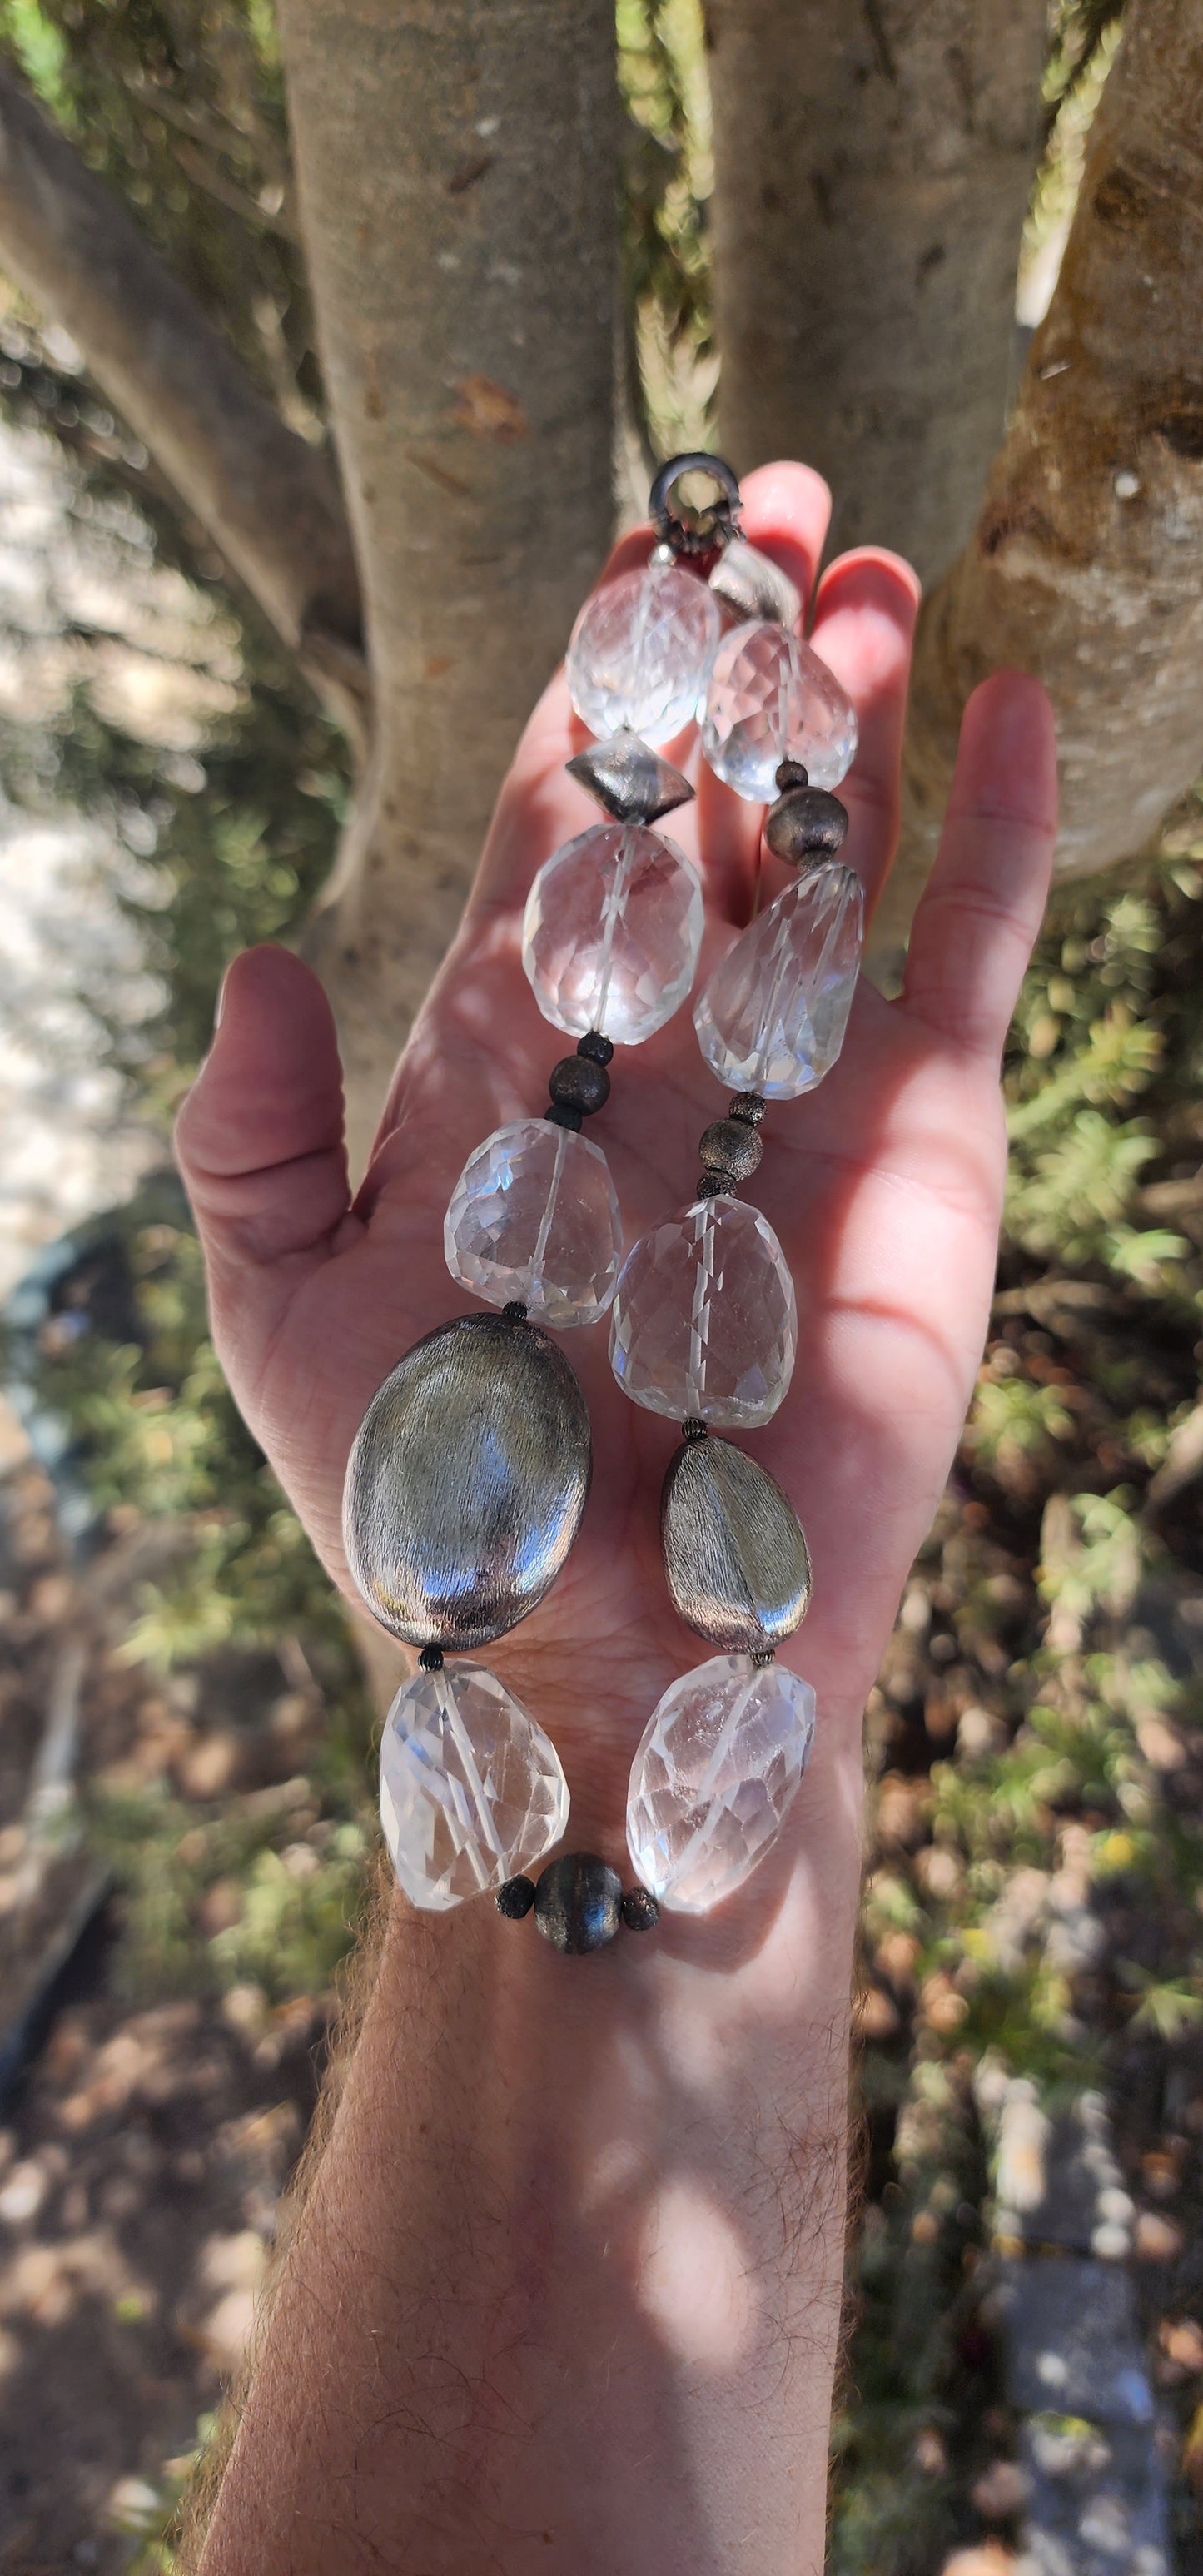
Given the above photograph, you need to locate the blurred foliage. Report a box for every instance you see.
[0,0,322,435]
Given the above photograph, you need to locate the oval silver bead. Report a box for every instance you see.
[343,1313,591,1650]
[660,1435,811,1653]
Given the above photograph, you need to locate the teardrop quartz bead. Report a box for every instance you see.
[445,1118,623,1327]
[626,1652,816,1913]
[523,822,703,1046]
[609,1196,797,1429]
[693,861,863,1099]
[567,555,721,744]
[702,618,858,801]
[661,1434,811,1653]
[380,1661,569,1910]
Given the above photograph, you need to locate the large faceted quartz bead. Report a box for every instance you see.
[693,862,863,1099]
[445,1118,622,1327]
[609,1196,797,1428]
[523,823,703,1046]
[626,1652,816,1913]
[702,618,858,800]
[380,1662,569,1911]
[567,556,721,745]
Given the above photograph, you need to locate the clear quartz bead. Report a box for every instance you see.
[445,1116,622,1327]
[566,557,721,745]
[522,822,703,1046]
[702,618,858,800]
[693,862,863,1099]
[626,1652,816,1913]
[380,1662,569,1911]
[609,1195,797,1428]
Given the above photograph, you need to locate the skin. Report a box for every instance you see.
[176,462,1058,2576]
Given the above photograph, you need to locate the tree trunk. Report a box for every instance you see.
[873,0,1203,975]
[705,0,1048,584]
[276,0,619,1162]
[0,67,364,723]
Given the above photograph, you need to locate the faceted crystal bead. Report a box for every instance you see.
[626,1652,816,1913]
[567,557,721,745]
[523,823,703,1046]
[702,618,858,800]
[609,1196,797,1428]
[380,1662,569,1911]
[445,1117,622,1327]
[693,862,863,1099]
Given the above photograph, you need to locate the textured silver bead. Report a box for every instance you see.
[660,1434,812,1653]
[565,730,695,826]
[698,1116,763,1182]
[343,1313,591,1649]
[764,785,849,865]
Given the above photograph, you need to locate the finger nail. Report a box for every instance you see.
[214,965,231,1031]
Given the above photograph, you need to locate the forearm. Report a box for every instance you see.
[195,1698,863,2576]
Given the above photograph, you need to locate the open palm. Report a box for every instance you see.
[176,461,1056,1880]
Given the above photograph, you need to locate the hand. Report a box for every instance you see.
[176,461,1057,1876]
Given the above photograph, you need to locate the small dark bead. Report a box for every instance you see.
[775,758,809,793]
[501,1300,528,1323]
[753,1647,776,1668]
[696,1171,730,1199]
[545,1102,584,1132]
[419,1644,445,1671]
[621,1886,660,1932]
[728,1091,766,1126]
[577,1030,614,1066]
[699,1116,763,1181]
[534,1852,623,1954]
[765,786,849,866]
[682,1417,708,1440]
[496,1875,536,1920]
[549,1053,610,1115]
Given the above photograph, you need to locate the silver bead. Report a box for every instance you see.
[660,1433,811,1653]
[698,1116,763,1182]
[764,785,849,865]
[343,1313,591,1649]
[565,730,695,826]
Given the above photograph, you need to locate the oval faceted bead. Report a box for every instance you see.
[609,1196,797,1429]
[626,1653,816,1913]
[523,822,703,1046]
[380,1662,569,1911]
[661,1435,811,1652]
[567,556,720,745]
[702,618,858,800]
[693,862,863,1099]
[343,1314,590,1649]
[445,1118,622,1328]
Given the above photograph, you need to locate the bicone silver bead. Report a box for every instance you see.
[660,1432,811,1654]
[565,729,695,826]
[343,1313,591,1649]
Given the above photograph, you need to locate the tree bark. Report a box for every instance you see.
[705,0,1048,584]
[276,0,619,1161]
[0,67,364,711]
[873,0,1203,972]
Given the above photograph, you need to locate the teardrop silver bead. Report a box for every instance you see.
[660,1434,811,1653]
[343,1313,591,1650]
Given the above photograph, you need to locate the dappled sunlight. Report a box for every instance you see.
[634,2176,760,2369]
